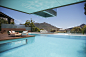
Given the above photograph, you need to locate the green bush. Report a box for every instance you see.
[50,30,56,32]
[24,19,40,32]
[32,27,40,32]
[82,25,86,34]
[70,27,82,33]
[0,18,8,31]
[10,22,14,24]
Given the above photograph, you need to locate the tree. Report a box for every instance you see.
[25,19,35,27]
[57,28,60,31]
[0,18,8,24]
[82,25,86,34]
[70,27,82,33]
[10,22,15,24]
[24,19,39,32]
[50,29,56,32]
[29,21,35,27]
[40,28,44,30]
[24,20,30,27]
[0,18,8,31]
[32,27,40,32]
[70,29,75,33]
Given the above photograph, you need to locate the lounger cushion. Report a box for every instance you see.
[9,31,15,33]
[22,31,28,33]
[9,31,22,36]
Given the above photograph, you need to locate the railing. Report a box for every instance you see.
[1,24,31,31]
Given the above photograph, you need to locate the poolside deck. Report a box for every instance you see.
[0,33,35,41]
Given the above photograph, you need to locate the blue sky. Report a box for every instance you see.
[0,2,86,29]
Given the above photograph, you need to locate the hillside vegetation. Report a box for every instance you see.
[34,22,59,31]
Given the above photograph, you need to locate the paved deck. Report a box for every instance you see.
[0,33,35,41]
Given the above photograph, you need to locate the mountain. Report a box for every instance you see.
[34,22,59,31]
[79,24,86,28]
[66,24,86,31]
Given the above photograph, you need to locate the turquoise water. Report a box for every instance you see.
[0,34,86,57]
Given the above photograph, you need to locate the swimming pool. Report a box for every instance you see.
[0,34,86,57]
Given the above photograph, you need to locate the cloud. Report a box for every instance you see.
[34,21,37,23]
[14,19,25,24]
[15,19,22,23]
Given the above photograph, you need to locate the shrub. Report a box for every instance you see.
[32,27,40,32]
[70,27,82,33]
[82,25,86,34]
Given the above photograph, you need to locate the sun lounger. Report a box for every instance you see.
[22,31,28,35]
[9,31,22,36]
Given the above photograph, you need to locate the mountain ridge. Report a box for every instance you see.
[34,23,86,31]
[65,24,86,30]
[34,22,60,31]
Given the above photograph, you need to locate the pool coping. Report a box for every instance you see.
[30,32,86,36]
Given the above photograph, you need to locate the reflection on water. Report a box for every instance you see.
[0,37,35,53]
[27,37,35,44]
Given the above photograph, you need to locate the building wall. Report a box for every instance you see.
[0,17,14,23]
[10,19,14,22]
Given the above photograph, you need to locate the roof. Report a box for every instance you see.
[0,0,85,14]
[0,12,14,20]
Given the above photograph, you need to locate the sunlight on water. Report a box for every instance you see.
[54,33,69,35]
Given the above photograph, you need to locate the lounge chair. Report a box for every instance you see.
[22,31,28,35]
[9,31,22,37]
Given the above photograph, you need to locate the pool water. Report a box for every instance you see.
[0,34,86,57]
